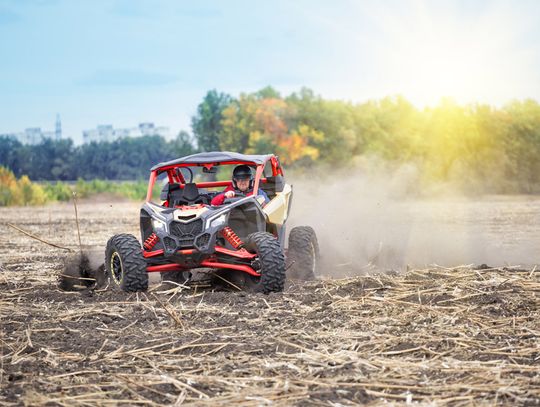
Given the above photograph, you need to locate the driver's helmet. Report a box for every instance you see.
[232,165,253,189]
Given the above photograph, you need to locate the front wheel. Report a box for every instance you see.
[244,232,286,294]
[287,226,320,280]
[105,234,148,292]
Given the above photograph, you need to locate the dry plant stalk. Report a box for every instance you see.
[72,192,83,254]
[7,223,73,252]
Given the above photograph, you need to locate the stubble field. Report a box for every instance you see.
[0,200,539,406]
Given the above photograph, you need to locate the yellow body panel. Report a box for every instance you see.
[262,184,292,225]
[173,206,209,222]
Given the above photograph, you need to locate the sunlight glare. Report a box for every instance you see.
[364,2,538,106]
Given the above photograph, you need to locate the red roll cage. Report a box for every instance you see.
[145,155,284,203]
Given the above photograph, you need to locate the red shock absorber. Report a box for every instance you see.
[143,233,159,250]
[221,226,244,249]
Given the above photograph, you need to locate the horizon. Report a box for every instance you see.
[5,91,540,145]
[1,0,540,142]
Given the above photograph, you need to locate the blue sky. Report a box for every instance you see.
[1,0,539,142]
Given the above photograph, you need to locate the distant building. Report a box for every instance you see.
[55,113,62,140]
[0,114,63,145]
[82,122,170,144]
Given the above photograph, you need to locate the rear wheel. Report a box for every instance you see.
[105,234,148,292]
[287,226,319,280]
[244,232,286,294]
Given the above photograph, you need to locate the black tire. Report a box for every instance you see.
[244,232,286,294]
[105,234,148,292]
[287,226,320,280]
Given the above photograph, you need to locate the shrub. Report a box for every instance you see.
[44,182,73,202]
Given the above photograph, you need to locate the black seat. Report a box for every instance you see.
[182,183,200,204]
[260,175,285,199]
[161,183,183,207]
[162,182,203,206]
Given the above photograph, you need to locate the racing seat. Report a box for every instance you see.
[160,183,182,207]
[260,175,285,200]
[181,183,200,205]
[160,183,201,206]
[162,182,208,206]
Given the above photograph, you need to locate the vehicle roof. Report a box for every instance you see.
[151,151,275,171]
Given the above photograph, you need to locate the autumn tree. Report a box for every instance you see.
[220,89,321,164]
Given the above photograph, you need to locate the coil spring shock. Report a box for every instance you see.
[221,226,244,249]
[143,233,159,250]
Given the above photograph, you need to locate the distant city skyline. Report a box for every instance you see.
[0,114,63,145]
[0,115,171,145]
[1,0,540,143]
[83,122,170,144]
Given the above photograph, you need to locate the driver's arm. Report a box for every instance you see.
[211,192,226,206]
[211,186,234,206]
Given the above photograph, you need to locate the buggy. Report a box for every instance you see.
[105,152,319,293]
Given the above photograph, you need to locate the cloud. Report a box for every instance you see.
[77,70,179,87]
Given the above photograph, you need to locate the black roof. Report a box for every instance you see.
[151,151,274,171]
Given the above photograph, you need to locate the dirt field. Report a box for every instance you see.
[1,201,539,406]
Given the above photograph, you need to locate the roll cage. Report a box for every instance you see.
[145,152,284,203]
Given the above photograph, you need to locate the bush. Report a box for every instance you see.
[44,182,73,202]
[115,181,148,200]
[0,165,152,206]
[0,167,46,206]
[18,175,47,205]
[0,166,20,206]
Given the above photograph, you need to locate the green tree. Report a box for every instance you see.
[0,136,23,175]
[501,100,540,193]
[220,94,257,153]
[255,85,281,99]
[192,90,233,151]
[287,89,357,164]
[170,131,197,157]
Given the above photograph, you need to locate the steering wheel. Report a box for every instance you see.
[223,192,246,204]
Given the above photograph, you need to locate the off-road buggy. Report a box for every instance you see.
[105,152,319,293]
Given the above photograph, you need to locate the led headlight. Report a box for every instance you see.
[208,213,227,229]
[151,218,167,233]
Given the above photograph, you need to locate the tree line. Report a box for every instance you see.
[0,132,195,181]
[2,86,540,193]
[192,87,540,193]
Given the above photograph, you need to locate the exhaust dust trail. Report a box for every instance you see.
[288,163,540,277]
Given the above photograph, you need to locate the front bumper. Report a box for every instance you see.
[143,246,260,277]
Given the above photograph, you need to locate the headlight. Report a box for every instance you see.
[152,218,167,233]
[208,214,227,229]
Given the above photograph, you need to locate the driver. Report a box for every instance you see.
[211,165,269,206]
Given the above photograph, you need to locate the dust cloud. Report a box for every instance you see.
[59,247,108,291]
[288,161,540,276]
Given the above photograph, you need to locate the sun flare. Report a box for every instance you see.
[362,2,537,106]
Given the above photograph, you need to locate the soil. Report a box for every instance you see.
[1,202,539,406]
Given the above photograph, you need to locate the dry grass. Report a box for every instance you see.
[0,203,539,406]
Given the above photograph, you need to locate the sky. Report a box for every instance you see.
[1,0,540,143]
